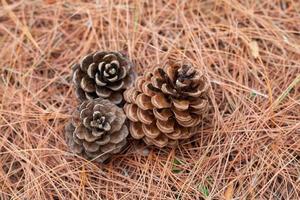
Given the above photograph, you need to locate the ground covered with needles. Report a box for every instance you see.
[1,0,300,199]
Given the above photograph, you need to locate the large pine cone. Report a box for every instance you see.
[72,51,136,106]
[124,61,210,148]
[65,98,128,163]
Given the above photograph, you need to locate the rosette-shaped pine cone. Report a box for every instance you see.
[124,61,210,148]
[65,98,129,163]
[72,51,136,106]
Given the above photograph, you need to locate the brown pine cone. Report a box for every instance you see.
[124,61,210,148]
[65,98,128,163]
[72,51,136,106]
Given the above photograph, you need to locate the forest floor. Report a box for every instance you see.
[0,0,299,199]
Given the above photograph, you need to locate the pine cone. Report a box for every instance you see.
[65,98,129,163]
[124,61,210,148]
[72,51,136,106]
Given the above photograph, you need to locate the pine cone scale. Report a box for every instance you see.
[87,63,97,78]
[153,108,172,121]
[137,108,154,124]
[165,128,182,140]
[108,81,124,91]
[80,54,94,72]
[124,104,139,122]
[172,99,189,111]
[156,119,175,133]
[95,73,107,86]
[95,135,110,145]
[151,94,171,109]
[110,125,128,144]
[129,122,144,139]
[147,134,168,148]
[136,94,153,110]
[142,123,160,139]
[92,51,106,63]
[95,86,111,98]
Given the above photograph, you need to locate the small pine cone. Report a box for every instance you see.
[72,51,136,106]
[124,61,210,148]
[65,98,129,163]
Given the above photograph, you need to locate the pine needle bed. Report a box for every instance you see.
[0,0,299,199]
